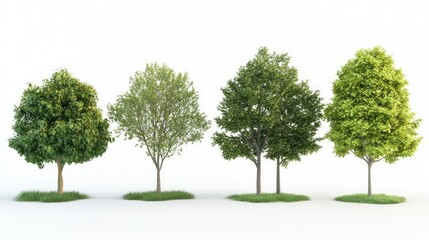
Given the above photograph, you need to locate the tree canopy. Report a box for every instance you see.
[325,46,421,196]
[266,80,323,163]
[213,47,322,194]
[9,69,113,192]
[108,63,210,192]
[266,80,323,194]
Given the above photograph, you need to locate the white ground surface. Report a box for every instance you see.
[1,192,429,240]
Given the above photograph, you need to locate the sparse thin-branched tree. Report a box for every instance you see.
[108,63,210,193]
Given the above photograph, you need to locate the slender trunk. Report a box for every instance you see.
[367,162,372,197]
[156,168,161,193]
[276,158,281,194]
[256,151,261,195]
[56,159,64,194]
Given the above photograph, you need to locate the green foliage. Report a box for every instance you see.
[266,79,323,166]
[108,63,210,191]
[214,46,323,163]
[16,191,89,202]
[228,193,310,203]
[213,47,323,194]
[123,191,194,201]
[213,47,286,163]
[335,193,405,204]
[109,63,210,159]
[325,46,421,163]
[9,69,113,168]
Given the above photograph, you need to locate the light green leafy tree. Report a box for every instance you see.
[213,47,321,195]
[108,63,210,193]
[9,69,113,193]
[325,46,421,197]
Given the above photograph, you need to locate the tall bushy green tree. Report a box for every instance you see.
[213,47,322,195]
[108,63,210,193]
[325,46,421,197]
[266,80,323,194]
[9,69,113,193]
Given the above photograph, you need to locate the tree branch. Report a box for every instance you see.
[249,128,258,150]
[139,126,157,163]
[351,150,369,163]
[280,158,289,167]
[249,156,257,166]
[160,156,166,170]
[152,156,160,169]
[360,138,371,162]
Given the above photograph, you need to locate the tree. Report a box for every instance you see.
[213,47,318,195]
[9,69,113,193]
[108,63,210,193]
[325,46,421,197]
[266,81,323,194]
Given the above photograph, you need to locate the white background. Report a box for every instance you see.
[1,0,428,239]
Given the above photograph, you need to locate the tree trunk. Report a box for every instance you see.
[256,151,261,195]
[156,168,161,193]
[56,159,64,194]
[276,158,281,194]
[367,162,372,197]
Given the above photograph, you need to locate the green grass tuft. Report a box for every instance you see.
[16,191,89,202]
[335,193,406,204]
[123,191,194,201]
[228,193,310,203]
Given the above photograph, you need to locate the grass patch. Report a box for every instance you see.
[335,193,406,204]
[123,191,194,201]
[228,193,310,203]
[16,191,89,203]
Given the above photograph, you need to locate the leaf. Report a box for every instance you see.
[325,46,422,163]
[8,68,114,167]
[108,63,210,169]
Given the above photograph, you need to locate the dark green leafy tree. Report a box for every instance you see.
[108,63,210,193]
[214,47,320,195]
[325,46,421,197]
[9,69,113,193]
[266,80,323,194]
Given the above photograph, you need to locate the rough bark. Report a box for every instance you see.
[56,159,64,194]
[156,168,161,193]
[276,158,281,194]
